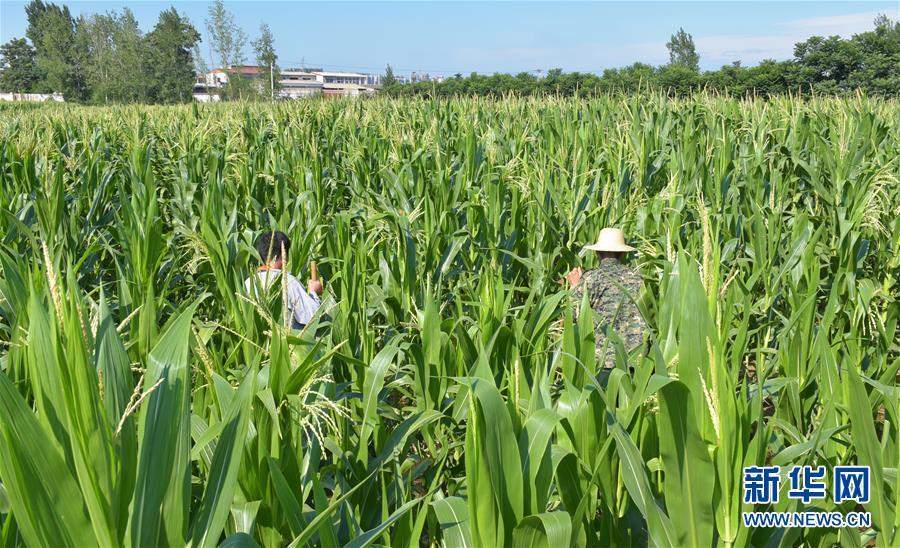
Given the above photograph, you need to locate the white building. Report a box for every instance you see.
[316,71,367,85]
[193,66,264,101]
[315,71,375,97]
[192,88,220,102]
[0,92,64,102]
[279,69,323,98]
[195,66,377,100]
[320,81,376,97]
[409,72,444,84]
[279,68,376,98]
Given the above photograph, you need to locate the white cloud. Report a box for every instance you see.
[779,10,886,31]
[449,10,894,72]
[638,10,890,67]
[694,34,807,64]
[604,34,798,68]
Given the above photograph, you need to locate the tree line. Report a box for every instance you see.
[385,16,899,98]
[0,0,279,103]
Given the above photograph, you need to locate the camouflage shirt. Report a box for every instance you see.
[571,258,647,367]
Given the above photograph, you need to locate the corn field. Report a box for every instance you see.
[0,95,897,547]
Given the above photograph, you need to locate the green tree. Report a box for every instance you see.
[24,1,45,47]
[0,38,41,92]
[192,43,208,76]
[600,63,656,93]
[657,63,701,95]
[75,13,117,101]
[846,14,899,95]
[512,71,537,95]
[666,27,699,71]
[77,9,146,103]
[205,0,245,69]
[112,9,146,102]
[205,0,252,99]
[746,59,798,96]
[145,8,201,103]
[703,63,748,95]
[252,22,279,99]
[793,35,861,93]
[25,0,86,99]
[382,64,397,87]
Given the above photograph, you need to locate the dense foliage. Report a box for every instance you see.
[0,38,41,93]
[0,95,897,547]
[0,0,273,104]
[1,0,201,103]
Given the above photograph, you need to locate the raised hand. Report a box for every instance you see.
[308,279,324,295]
[565,266,583,287]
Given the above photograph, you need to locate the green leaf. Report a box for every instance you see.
[518,409,559,516]
[129,303,197,547]
[95,293,136,428]
[368,410,444,472]
[191,368,255,548]
[510,512,572,548]
[611,420,677,547]
[431,496,472,548]
[657,380,716,548]
[220,532,261,548]
[286,468,380,548]
[267,457,306,537]
[343,496,423,548]
[845,364,894,543]
[465,378,524,547]
[94,293,138,541]
[0,369,95,547]
[358,340,402,461]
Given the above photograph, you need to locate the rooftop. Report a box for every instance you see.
[316,71,368,78]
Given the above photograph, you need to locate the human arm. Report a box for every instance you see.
[286,276,322,327]
[564,266,583,287]
[308,279,323,296]
[308,261,323,296]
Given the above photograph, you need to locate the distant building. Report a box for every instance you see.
[229,65,264,79]
[321,83,375,97]
[0,92,64,102]
[317,71,367,85]
[315,71,375,96]
[195,65,377,100]
[409,72,444,84]
[192,86,220,102]
[279,69,376,98]
[193,65,267,101]
[192,75,220,102]
[279,69,323,98]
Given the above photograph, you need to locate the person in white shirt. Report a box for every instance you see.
[244,230,323,329]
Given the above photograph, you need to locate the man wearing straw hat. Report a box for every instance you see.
[565,227,647,369]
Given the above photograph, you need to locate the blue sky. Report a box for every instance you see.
[1,1,896,74]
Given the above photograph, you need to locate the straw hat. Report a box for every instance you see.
[584,228,635,252]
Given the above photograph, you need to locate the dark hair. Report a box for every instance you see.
[256,230,291,263]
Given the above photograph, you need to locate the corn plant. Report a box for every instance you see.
[0,94,897,547]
